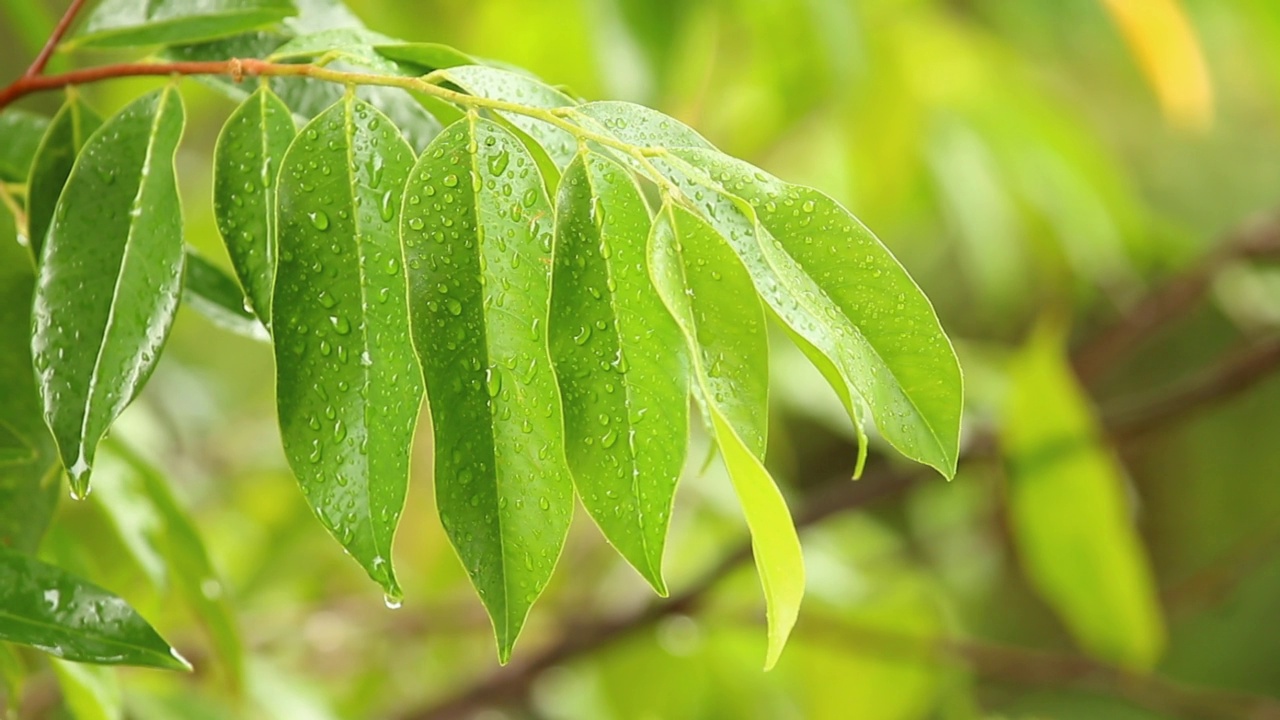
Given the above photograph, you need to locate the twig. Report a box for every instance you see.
[23,0,87,79]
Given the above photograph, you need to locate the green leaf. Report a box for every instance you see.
[269,28,395,65]
[647,204,803,670]
[213,86,296,324]
[1003,322,1165,670]
[548,152,688,593]
[0,642,24,715]
[26,94,103,263]
[182,249,269,341]
[402,115,573,662]
[0,209,58,556]
[574,101,712,149]
[659,150,963,477]
[32,87,187,499]
[273,95,422,600]
[374,42,478,72]
[0,109,49,183]
[72,0,296,49]
[439,66,578,169]
[50,659,121,720]
[0,548,189,669]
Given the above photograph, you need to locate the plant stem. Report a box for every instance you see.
[24,0,89,79]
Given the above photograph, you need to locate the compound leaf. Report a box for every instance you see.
[439,66,578,169]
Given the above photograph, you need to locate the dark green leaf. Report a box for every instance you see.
[72,0,296,48]
[374,42,477,73]
[1003,322,1165,669]
[648,204,803,670]
[549,152,687,593]
[439,66,578,169]
[402,116,573,662]
[273,95,422,600]
[32,87,187,499]
[0,109,49,183]
[213,85,296,323]
[0,205,59,554]
[0,548,189,669]
[25,94,103,262]
[182,249,269,341]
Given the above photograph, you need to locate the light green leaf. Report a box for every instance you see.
[374,42,477,72]
[549,152,688,593]
[31,87,186,500]
[648,204,803,670]
[402,115,573,662]
[0,548,189,669]
[26,94,103,262]
[439,66,578,169]
[72,0,296,48]
[50,658,121,720]
[0,642,24,715]
[0,208,58,555]
[268,28,394,64]
[659,149,962,477]
[0,109,49,183]
[182,249,270,341]
[574,101,712,149]
[273,95,422,600]
[1003,322,1165,670]
[213,86,296,324]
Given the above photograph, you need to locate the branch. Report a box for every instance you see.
[24,0,88,79]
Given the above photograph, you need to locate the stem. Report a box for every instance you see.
[24,0,88,78]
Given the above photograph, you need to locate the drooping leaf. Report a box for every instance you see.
[273,95,422,600]
[0,109,49,183]
[402,115,573,662]
[0,204,59,554]
[657,149,963,477]
[31,87,187,499]
[549,152,688,593]
[1003,322,1165,669]
[182,249,270,341]
[50,659,121,720]
[71,0,296,49]
[0,548,189,670]
[439,66,579,169]
[25,94,103,262]
[647,204,803,670]
[213,85,296,324]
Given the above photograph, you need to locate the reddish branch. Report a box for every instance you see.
[23,0,88,79]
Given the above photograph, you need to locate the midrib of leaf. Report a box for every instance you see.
[580,151,659,584]
[257,87,276,324]
[0,606,169,665]
[465,112,512,645]
[77,88,174,475]
[340,94,389,583]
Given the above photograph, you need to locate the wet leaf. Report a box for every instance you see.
[0,109,48,183]
[549,152,687,593]
[213,86,296,324]
[72,0,296,49]
[1003,322,1165,669]
[648,204,803,670]
[374,42,478,72]
[273,95,422,600]
[402,115,573,662]
[26,95,103,262]
[0,548,189,670]
[573,101,711,150]
[439,66,578,168]
[31,87,186,500]
[182,249,270,341]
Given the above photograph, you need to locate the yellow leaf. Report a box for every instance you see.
[1101,0,1214,131]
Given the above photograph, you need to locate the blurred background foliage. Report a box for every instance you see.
[4,0,1280,718]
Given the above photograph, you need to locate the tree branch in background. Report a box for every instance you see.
[23,0,87,79]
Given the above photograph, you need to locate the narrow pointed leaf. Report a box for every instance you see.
[32,87,186,498]
[26,95,103,262]
[549,152,687,593]
[402,116,573,661]
[659,150,962,477]
[574,101,711,150]
[182,249,269,340]
[71,0,296,48]
[648,204,803,669]
[273,96,422,599]
[440,66,578,169]
[0,207,59,554]
[0,109,48,183]
[0,549,189,669]
[1004,323,1165,669]
[374,42,478,72]
[213,86,295,324]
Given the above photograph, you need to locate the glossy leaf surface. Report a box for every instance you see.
[1003,323,1165,669]
[273,96,422,600]
[661,149,962,477]
[72,0,296,48]
[440,66,578,168]
[213,85,295,324]
[26,95,103,262]
[0,549,189,669]
[182,249,269,340]
[549,152,687,593]
[648,205,803,670]
[32,87,186,498]
[0,109,48,183]
[402,116,572,661]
